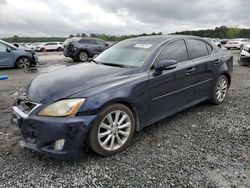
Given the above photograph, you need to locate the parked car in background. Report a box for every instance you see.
[220,39,229,45]
[238,43,250,66]
[36,42,63,52]
[11,35,233,160]
[23,43,37,51]
[204,38,221,48]
[212,38,222,48]
[63,37,109,62]
[13,43,34,52]
[0,40,38,68]
[225,38,250,50]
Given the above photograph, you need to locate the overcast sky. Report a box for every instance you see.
[0,0,249,37]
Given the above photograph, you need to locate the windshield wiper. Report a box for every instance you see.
[100,63,129,68]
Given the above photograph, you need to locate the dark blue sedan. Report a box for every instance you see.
[11,35,233,160]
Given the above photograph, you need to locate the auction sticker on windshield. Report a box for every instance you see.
[134,44,152,48]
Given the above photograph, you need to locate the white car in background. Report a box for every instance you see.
[36,42,64,52]
[238,43,250,66]
[203,38,222,48]
[225,38,250,50]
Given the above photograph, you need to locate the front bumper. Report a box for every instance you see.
[31,55,39,65]
[11,106,97,160]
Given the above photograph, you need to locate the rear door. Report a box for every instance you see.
[186,39,216,100]
[0,42,13,67]
[149,39,198,122]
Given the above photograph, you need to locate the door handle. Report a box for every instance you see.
[186,67,196,75]
[214,59,220,65]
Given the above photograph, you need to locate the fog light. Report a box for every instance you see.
[54,139,65,150]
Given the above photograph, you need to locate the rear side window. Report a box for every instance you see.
[156,40,189,63]
[188,39,208,59]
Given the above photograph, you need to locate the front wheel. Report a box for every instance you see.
[210,75,229,105]
[16,57,31,69]
[88,104,135,156]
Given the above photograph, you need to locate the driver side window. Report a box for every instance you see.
[156,40,189,63]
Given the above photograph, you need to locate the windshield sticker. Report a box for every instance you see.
[134,44,152,48]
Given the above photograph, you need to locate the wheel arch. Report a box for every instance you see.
[97,99,140,132]
[222,72,231,86]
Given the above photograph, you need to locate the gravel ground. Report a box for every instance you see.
[0,50,249,187]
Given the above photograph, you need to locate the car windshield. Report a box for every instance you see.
[95,40,158,68]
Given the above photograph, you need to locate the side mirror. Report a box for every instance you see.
[6,47,12,53]
[154,60,177,76]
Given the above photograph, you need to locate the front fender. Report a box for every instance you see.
[71,73,150,129]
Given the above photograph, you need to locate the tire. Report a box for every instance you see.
[226,48,230,50]
[210,75,229,105]
[57,47,63,51]
[88,103,135,156]
[218,44,221,48]
[78,51,88,62]
[16,57,31,69]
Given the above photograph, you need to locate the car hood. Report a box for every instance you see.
[27,63,133,103]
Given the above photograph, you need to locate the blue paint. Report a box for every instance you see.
[0,75,8,80]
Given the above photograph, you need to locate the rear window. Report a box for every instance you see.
[188,39,209,59]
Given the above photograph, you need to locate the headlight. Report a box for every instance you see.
[38,98,85,117]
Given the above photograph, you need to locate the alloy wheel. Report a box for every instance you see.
[79,51,88,62]
[98,110,132,151]
[17,57,30,69]
[216,77,228,102]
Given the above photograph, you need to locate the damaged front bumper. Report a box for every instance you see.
[11,105,96,160]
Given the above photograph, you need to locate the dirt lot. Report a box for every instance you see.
[0,50,249,187]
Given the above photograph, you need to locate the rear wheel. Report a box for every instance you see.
[210,75,229,105]
[226,47,230,50]
[16,57,31,69]
[78,51,88,62]
[57,47,63,51]
[88,103,135,156]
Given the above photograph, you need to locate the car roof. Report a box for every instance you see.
[126,35,204,43]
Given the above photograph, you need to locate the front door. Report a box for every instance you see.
[0,43,13,67]
[149,39,198,122]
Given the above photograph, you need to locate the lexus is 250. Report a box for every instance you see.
[11,35,233,160]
